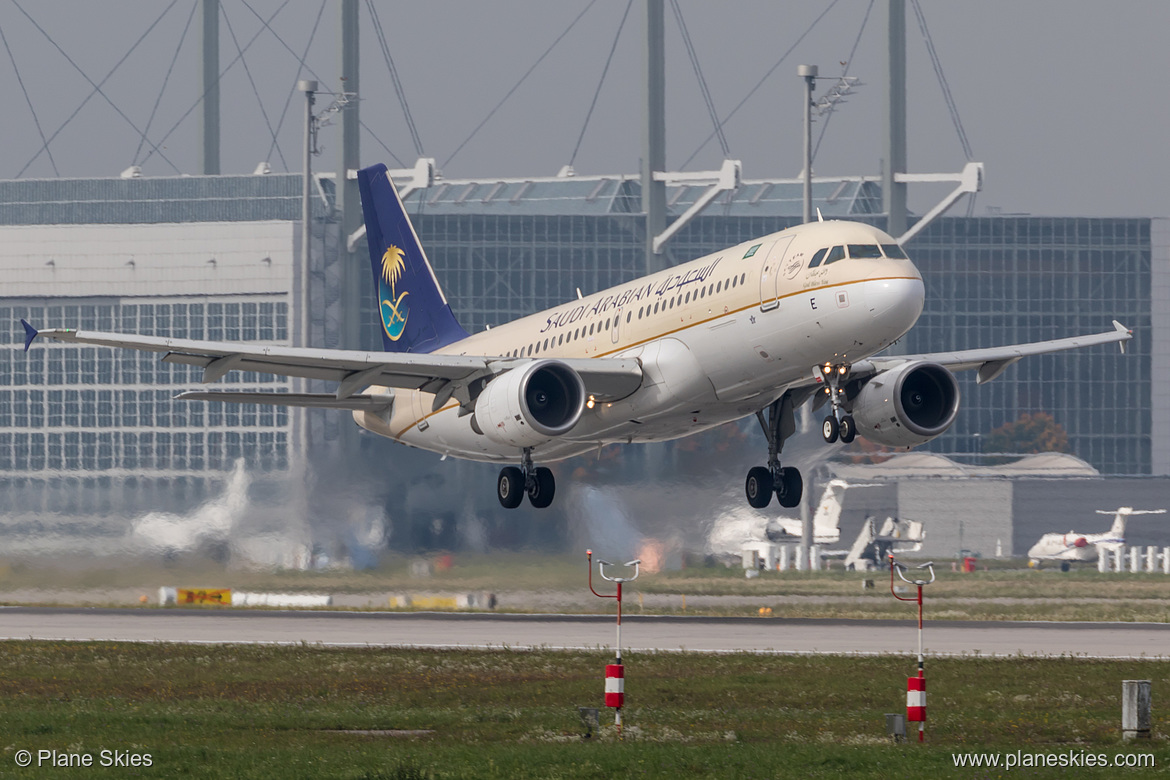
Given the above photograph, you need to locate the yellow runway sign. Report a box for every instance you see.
[177,588,232,606]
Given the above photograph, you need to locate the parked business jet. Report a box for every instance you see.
[1027,507,1167,568]
[22,163,1133,510]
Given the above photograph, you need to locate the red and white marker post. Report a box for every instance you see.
[889,555,935,743]
[587,549,641,737]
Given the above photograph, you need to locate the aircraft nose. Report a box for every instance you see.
[865,276,924,337]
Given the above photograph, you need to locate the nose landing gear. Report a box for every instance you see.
[498,447,556,509]
[818,363,856,444]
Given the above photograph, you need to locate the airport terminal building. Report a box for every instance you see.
[1,170,1167,553]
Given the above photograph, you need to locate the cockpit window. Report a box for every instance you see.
[807,247,828,268]
[824,245,846,264]
[848,244,883,259]
[881,243,908,259]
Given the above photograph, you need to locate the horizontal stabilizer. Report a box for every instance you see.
[175,391,392,412]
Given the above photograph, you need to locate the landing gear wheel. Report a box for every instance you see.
[822,415,840,444]
[497,466,525,509]
[527,466,556,509]
[839,415,857,444]
[776,466,803,509]
[745,467,774,509]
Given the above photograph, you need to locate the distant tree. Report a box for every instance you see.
[984,412,1070,455]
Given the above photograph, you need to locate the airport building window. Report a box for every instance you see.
[0,297,292,494]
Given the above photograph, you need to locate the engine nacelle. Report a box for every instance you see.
[475,359,587,448]
[850,361,961,448]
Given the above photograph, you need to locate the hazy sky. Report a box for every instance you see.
[2,1,1167,217]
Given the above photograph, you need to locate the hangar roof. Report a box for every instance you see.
[0,171,881,226]
[832,452,1101,480]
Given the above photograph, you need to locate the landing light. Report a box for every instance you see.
[838,365,848,375]
[587,395,596,410]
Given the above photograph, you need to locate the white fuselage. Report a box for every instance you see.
[354,220,925,462]
[1027,532,1123,562]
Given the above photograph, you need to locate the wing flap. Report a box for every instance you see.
[175,391,393,412]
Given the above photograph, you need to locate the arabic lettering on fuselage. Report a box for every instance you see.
[539,258,722,334]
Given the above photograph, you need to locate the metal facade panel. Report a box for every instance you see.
[1011,478,1170,551]
[898,479,1013,558]
[0,222,296,298]
[0,175,319,225]
[1152,218,1170,476]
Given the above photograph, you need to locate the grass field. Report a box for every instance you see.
[6,553,1170,623]
[0,641,1166,778]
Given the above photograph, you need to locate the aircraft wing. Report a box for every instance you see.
[863,320,1132,385]
[20,321,644,406]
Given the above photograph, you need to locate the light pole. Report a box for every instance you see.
[798,65,817,225]
[297,79,317,478]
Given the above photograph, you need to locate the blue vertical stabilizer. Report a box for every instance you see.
[357,163,469,353]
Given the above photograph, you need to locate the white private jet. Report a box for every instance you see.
[22,163,1133,510]
[1027,507,1167,568]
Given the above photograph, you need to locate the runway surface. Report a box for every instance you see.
[0,607,1167,658]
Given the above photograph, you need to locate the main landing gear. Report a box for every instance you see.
[498,447,555,509]
[746,393,803,509]
[819,363,856,444]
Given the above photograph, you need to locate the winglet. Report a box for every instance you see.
[1113,320,1131,354]
[20,319,38,352]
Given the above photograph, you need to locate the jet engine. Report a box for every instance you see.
[475,359,587,448]
[849,361,960,448]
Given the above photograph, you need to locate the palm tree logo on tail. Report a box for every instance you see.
[380,245,410,341]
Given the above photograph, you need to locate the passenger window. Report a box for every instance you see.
[626,312,632,323]
[808,247,829,268]
[882,243,908,259]
[848,244,882,259]
[824,246,846,264]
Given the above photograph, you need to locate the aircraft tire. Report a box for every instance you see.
[776,466,803,509]
[498,466,525,509]
[527,467,556,509]
[822,416,839,444]
[745,467,773,508]
[839,415,857,443]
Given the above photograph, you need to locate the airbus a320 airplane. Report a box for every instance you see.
[22,163,1133,510]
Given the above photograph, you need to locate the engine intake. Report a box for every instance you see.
[850,361,960,448]
[475,360,587,448]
